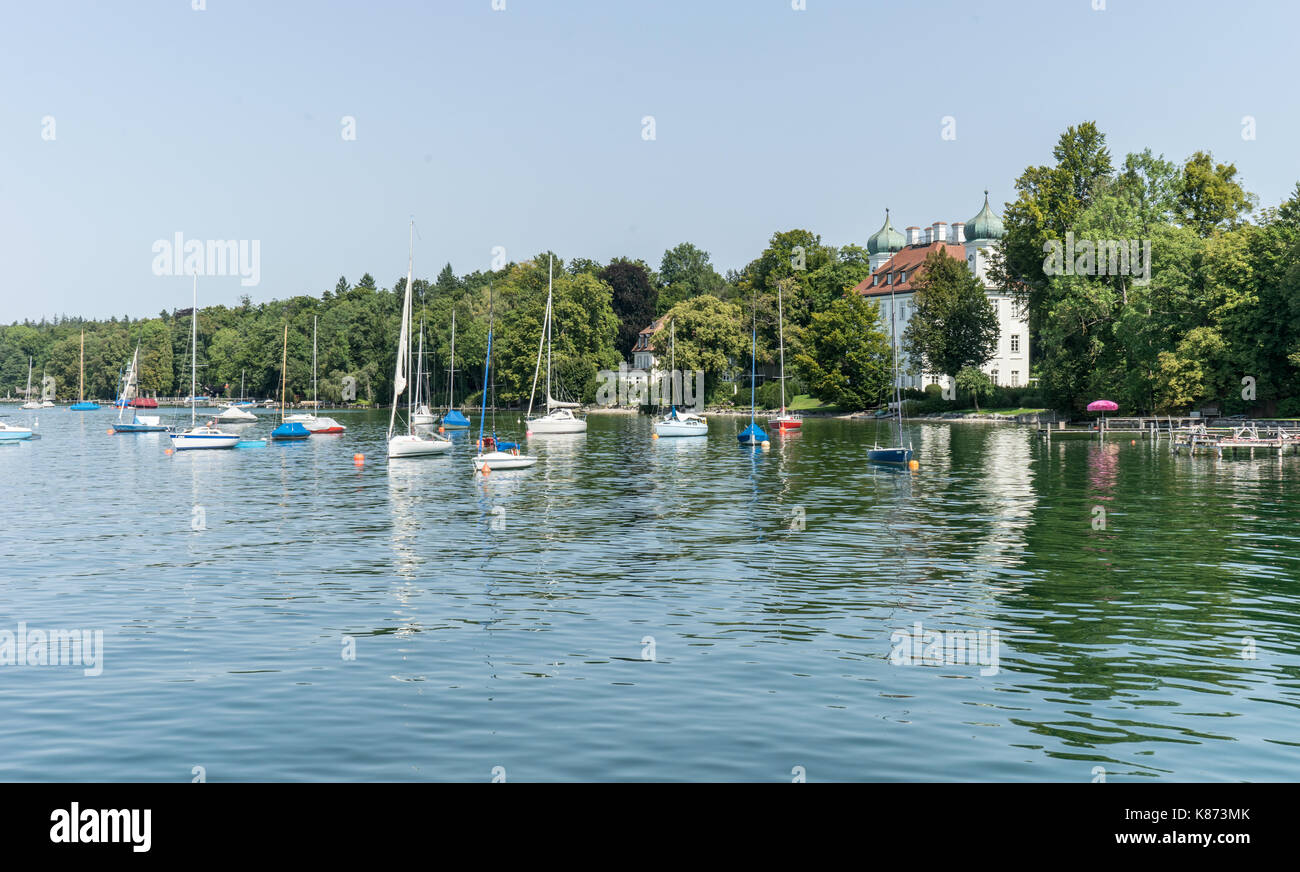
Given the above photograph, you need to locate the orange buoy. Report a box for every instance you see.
[908,459,920,471]
[1130,439,1136,445]
[353,453,364,465]
[437,426,444,433]
[164,448,174,455]
[481,464,491,475]
[106,428,114,434]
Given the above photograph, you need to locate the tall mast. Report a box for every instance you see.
[478,289,494,447]
[749,291,757,426]
[546,255,553,409]
[25,357,31,403]
[447,308,456,411]
[777,281,787,414]
[279,323,288,423]
[388,221,414,443]
[887,246,903,444]
[312,315,318,410]
[190,277,197,426]
[670,320,675,409]
[79,331,85,403]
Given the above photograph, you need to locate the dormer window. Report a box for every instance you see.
[898,270,907,284]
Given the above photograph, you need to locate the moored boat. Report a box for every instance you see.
[387,222,451,460]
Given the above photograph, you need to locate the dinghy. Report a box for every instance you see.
[20,359,40,409]
[439,310,471,429]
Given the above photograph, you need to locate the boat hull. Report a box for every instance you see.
[113,424,168,433]
[0,427,33,441]
[526,416,587,434]
[271,421,312,441]
[388,434,452,458]
[770,416,802,431]
[70,402,99,411]
[655,420,708,437]
[169,433,239,449]
[472,450,538,470]
[867,447,913,464]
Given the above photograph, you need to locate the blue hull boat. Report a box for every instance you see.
[738,423,768,445]
[271,421,311,441]
[113,422,168,433]
[441,409,470,429]
[867,447,913,464]
[70,402,99,411]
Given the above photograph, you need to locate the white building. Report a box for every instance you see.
[852,193,1029,392]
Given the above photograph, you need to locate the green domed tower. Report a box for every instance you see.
[867,209,905,268]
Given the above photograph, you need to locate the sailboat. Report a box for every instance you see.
[388,222,451,459]
[768,282,801,432]
[20,359,40,409]
[285,316,345,433]
[867,263,914,465]
[410,320,438,431]
[653,320,707,437]
[112,342,167,433]
[215,369,258,422]
[524,256,586,435]
[737,292,768,446]
[270,324,311,441]
[169,277,240,450]
[439,308,471,429]
[69,332,100,410]
[39,365,54,407]
[472,287,537,472]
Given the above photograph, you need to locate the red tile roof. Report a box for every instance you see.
[853,242,967,297]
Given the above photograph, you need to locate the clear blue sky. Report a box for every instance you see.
[2,0,1297,322]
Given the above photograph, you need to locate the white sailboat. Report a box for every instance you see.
[39,365,54,407]
[388,222,451,459]
[410,320,438,431]
[653,320,707,437]
[112,342,167,432]
[472,286,538,472]
[525,256,587,435]
[170,277,240,450]
[768,281,802,433]
[216,370,258,422]
[285,315,346,434]
[20,358,40,409]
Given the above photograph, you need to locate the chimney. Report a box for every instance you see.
[951,222,966,244]
[922,227,932,245]
[905,226,920,245]
[932,222,948,243]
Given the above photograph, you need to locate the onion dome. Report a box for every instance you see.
[867,209,905,255]
[965,190,1005,241]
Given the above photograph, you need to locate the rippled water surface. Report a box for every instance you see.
[2,408,1298,781]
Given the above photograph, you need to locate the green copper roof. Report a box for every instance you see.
[965,190,1005,241]
[867,210,905,255]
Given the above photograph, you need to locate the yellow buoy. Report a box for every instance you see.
[908,459,920,471]
[651,432,659,439]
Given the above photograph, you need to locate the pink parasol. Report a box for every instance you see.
[1086,400,1119,412]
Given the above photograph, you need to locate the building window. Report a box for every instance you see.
[873,275,880,286]
[1010,334,1020,353]
[1010,370,1019,386]
[898,270,907,284]
[991,370,999,386]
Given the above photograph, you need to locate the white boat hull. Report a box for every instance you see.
[215,407,258,423]
[654,418,708,437]
[169,430,239,450]
[19,401,41,410]
[526,414,587,434]
[388,434,452,458]
[472,450,538,470]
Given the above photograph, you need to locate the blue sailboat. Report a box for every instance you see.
[271,323,310,441]
[738,292,768,446]
[867,248,914,465]
[69,331,100,411]
[439,309,472,429]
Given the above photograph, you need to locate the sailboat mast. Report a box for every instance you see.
[312,315,318,410]
[388,222,414,443]
[478,292,494,446]
[887,253,903,444]
[79,331,85,403]
[25,357,31,403]
[670,320,675,408]
[749,292,757,426]
[777,282,787,414]
[546,256,553,409]
[448,309,456,411]
[279,323,288,422]
[190,277,197,426]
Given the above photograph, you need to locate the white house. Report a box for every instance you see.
[852,193,1029,392]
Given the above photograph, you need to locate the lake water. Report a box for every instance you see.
[2,408,1298,782]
